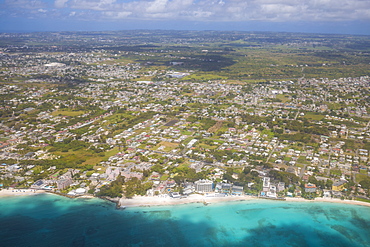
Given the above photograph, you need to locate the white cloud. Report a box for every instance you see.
[55,0,69,8]
[103,11,132,19]
[192,10,213,18]
[3,0,370,23]
[70,0,117,11]
[146,0,168,13]
[5,0,46,9]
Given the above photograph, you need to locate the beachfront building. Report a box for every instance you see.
[304,183,317,193]
[277,182,285,192]
[195,179,213,193]
[332,180,346,191]
[215,182,232,194]
[231,185,244,195]
[183,182,195,195]
[57,178,72,190]
[76,188,86,194]
[263,177,270,192]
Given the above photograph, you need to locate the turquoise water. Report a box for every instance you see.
[1,194,370,246]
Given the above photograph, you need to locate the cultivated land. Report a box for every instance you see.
[0,30,370,205]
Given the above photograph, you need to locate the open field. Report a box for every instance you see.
[154,141,179,152]
[52,110,85,117]
[208,121,224,133]
[302,112,326,121]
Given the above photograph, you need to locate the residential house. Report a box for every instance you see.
[332,180,346,191]
[304,183,317,193]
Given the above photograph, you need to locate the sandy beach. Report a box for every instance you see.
[0,188,46,197]
[119,194,260,208]
[285,196,370,207]
[1,188,369,209]
[118,194,370,208]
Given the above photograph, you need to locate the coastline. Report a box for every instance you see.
[286,196,370,208]
[0,188,46,197]
[118,194,370,208]
[118,194,256,208]
[1,189,370,209]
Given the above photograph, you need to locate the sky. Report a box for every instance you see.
[0,0,370,35]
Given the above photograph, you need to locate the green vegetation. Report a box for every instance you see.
[356,198,370,203]
[124,178,153,198]
[97,175,125,198]
[0,30,370,202]
[51,110,85,117]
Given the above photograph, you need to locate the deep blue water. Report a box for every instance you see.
[1,194,370,247]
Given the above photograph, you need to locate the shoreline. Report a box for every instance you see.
[118,194,370,208]
[118,194,257,208]
[1,189,370,209]
[0,188,46,197]
[286,196,370,208]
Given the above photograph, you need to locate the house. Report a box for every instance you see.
[75,188,86,194]
[332,180,346,191]
[232,185,244,195]
[221,183,232,193]
[277,182,285,192]
[215,182,233,194]
[183,182,194,195]
[170,192,181,198]
[266,191,277,198]
[304,183,317,193]
[323,190,331,198]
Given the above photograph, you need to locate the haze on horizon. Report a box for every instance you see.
[0,0,369,35]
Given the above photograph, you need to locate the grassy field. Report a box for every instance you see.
[154,141,179,152]
[52,110,85,117]
[183,73,228,81]
[52,147,120,167]
[208,121,223,133]
[82,147,120,166]
[276,94,291,103]
[160,174,169,181]
[356,198,370,203]
[180,130,193,135]
[356,173,370,183]
[302,112,326,121]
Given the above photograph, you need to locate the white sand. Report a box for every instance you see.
[119,194,256,208]
[119,194,370,208]
[0,188,45,197]
[1,188,369,208]
[286,196,370,207]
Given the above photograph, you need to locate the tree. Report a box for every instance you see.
[97,175,125,198]
[326,179,333,189]
[359,178,370,190]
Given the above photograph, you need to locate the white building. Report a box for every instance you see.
[187,139,198,149]
[195,179,213,193]
[263,177,270,192]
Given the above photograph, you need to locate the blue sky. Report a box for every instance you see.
[1,0,369,34]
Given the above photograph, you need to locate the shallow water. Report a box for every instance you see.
[1,194,370,246]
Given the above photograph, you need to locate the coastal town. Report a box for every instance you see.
[3,0,370,243]
[0,32,370,207]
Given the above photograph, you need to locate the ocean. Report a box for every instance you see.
[1,194,370,247]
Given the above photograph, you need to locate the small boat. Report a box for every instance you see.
[118,205,126,210]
